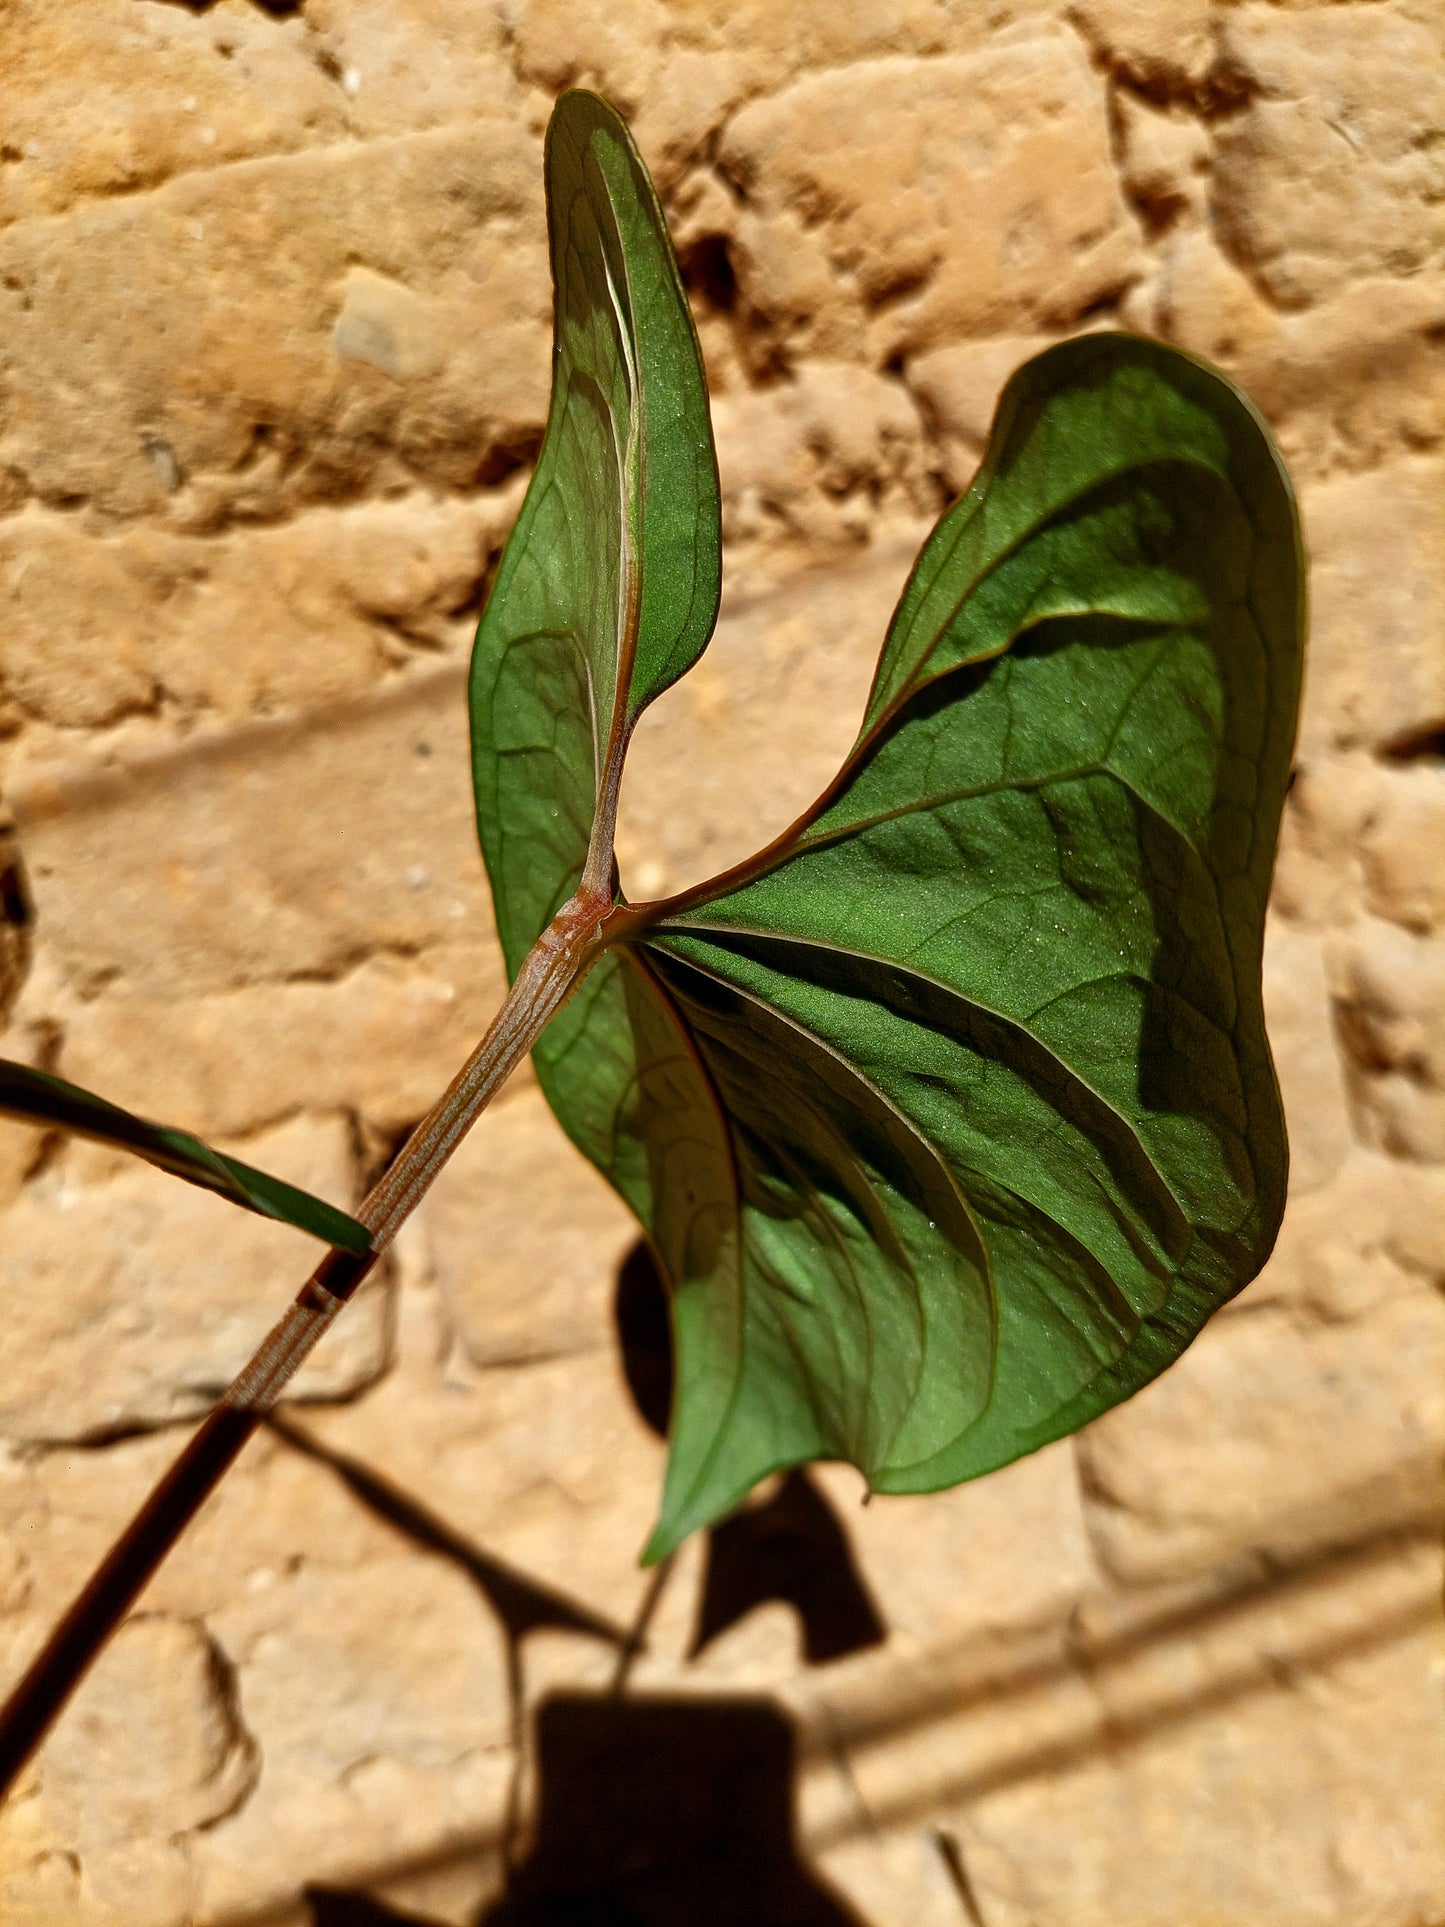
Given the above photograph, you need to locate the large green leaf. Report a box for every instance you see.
[0,1059,372,1254]
[469,99,1302,1561]
[629,336,1303,1552]
[470,89,721,975]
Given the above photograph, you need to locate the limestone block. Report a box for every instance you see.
[195,1553,511,1921]
[1382,1158,1445,1287]
[1151,224,1283,367]
[1070,0,1216,91]
[508,0,670,114]
[1297,460,1445,760]
[306,1333,669,1636]
[39,1611,254,1852]
[1077,1289,1445,1583]
[0,1613,257,1927]
[420,1080,637,1370]
[729,206,857,363]
[672,0,988,72]
[0,1000,48,1214]
[631,1452,1095,1698]
[1334,917,1445,1162]
[0,123,548,521]
[510,0,1010,123]
[1240,1148,1435,1324]
[1213,5,1445,308]
[303,0,520,140]
[0,1833,83,1927]
[0,1436,178,1660]
[718,40,1144,363]
[1352,1071,1445,1169]
[0,0,345,226]
[1261,917,1354,1195]
[1112,93,1214,227]
[948,1596,1444,1926]
[1229,271,1445,483]
[0,489,518,730]
[629,50,755,186]
[1269,757,1376,928]
[3,1423,516,1921]
[812,1444,1095,1656]
[813,1827,970,1927]
[711,361,934,549]
[0,1114,384,1446]
[906,334,1061,491]
[0,817,28,1012]
[2,1423,468,1665]
[56,941,508,1145]
[9,665,489,1001]
[1361,764,1445,934]
[796,1538,1443,1922]
[617,539,921,901]
[805,1616,1102,1864]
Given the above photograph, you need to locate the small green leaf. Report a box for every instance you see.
[470,89,721,978]
[471,100,1303,1562]
[0,1059,372,1253]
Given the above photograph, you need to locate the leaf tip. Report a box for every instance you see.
[638,1519,681,1568]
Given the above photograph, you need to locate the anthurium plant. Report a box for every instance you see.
[0,90,1303,1788]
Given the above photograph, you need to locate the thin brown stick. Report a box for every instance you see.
[0,887,618,1799]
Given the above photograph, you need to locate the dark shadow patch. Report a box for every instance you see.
[481,1693,862,1925]
[862,261,935,316]
[306,1889,437,1927]
[933,1829,987,1927]
[691,1471,885,1666]
[1379,720,1445,763]
[679,233,738,316]
[149,0,304,14]
[473,425,544,492]
[614,1239,674,1439]
[0,815,34,1027]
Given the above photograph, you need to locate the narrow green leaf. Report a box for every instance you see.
[471,101,1303,1563]
[0,1059,373,1253]
[470,89,721,978]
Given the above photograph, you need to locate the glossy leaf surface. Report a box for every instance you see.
[0,1059,372,1253]
[470,94,1303,1560]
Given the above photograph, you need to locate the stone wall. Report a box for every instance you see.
[0,3,1442,1922]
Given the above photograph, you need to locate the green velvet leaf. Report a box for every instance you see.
[470,99,1302,1562]
[470,89,721,978]
[0,1060,373,1254]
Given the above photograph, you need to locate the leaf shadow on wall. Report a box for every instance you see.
[297,1239,881,1926]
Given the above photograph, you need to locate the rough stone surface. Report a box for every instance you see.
[0,5,1442,1924]
[1213,5,1445,310]
[0,1114,388,1444]
[718,37,1144,364]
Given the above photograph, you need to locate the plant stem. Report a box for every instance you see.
[0,887,617,1799]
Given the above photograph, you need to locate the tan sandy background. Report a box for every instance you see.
[0,2,1442,1921]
